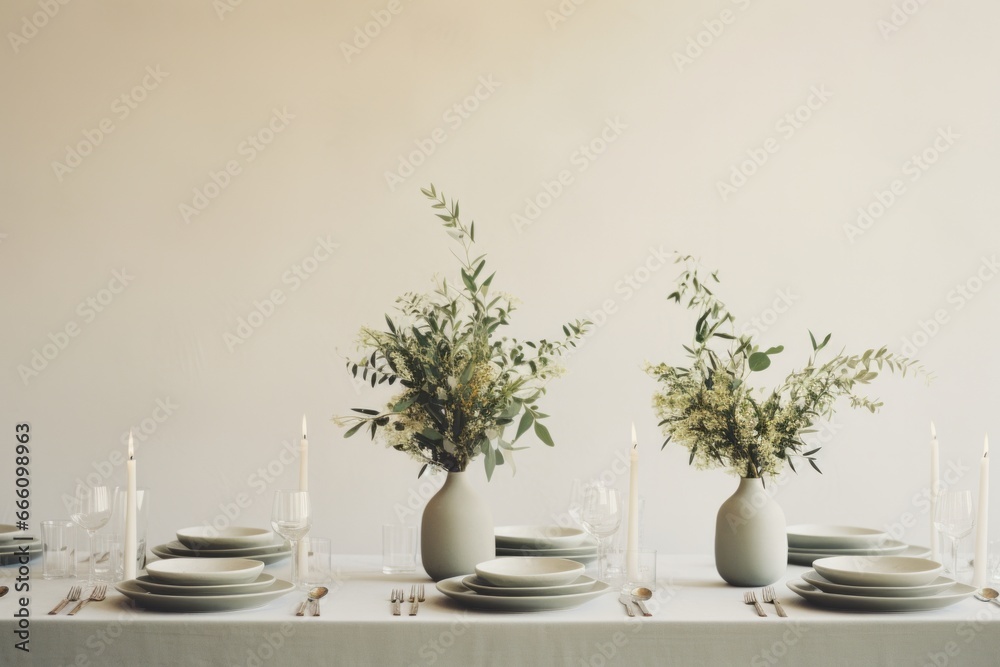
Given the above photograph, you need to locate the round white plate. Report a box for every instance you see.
[134,573,275,596]
[813,556,942,588]
[461,574,597,597]
[800,570,956,598]
[437,575,610,611]
[788,544,930,567]
[146,558,264,585]
[0,524,21,542]
[787,525,889,550]
[151,543,291,565]
[788,539,908,556]
[164,539,287,558]
[495,545,598,558]
[476,557,585,588]
[786,580,975,612]
[494,526,588,550]
[115,578,294,612]
[176,526,273,550]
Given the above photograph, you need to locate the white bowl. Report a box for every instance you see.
[475,557,585,588]
[176,526,273,550]
[813,556,943,588]
[787,524,889,550]
[145,558,265,585]
[494,525,588,549]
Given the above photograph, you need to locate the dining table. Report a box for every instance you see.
[2,554,999,666]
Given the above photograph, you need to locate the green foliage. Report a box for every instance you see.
[647,255,929,479]
[335,185,588,480]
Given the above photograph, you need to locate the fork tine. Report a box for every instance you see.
[418,584,425,602]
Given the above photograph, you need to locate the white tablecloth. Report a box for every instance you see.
[2,555,999,666]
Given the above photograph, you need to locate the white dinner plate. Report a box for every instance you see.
[134,573,276,596]
[788,544,930,566]
[115,578,295,612]
[787,525,889,550]
[786,580,975,612]
[176,526,273,550]
[801,570,956,598]
[788,539,908,556]
[146,558,264,585]
[476,557,585,587]
[151,543,291,565]
[437,575,611,611]
[494,526,589,550]
[164,539,287,558]
[813,556,942,588]
[494,545,599,558]
[461,575,597,597]
[0,524,21,542]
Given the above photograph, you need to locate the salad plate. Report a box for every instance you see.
[116,578,294,612]
[494,526,589,550]
[786,580,975,612]
[461,575,596,597]
[436,576,610,611]
[787,525,889,550]
[151,543,291,565]
[146,558,264,585]
[800,570,955,598]
[134,573,276,596]
[813,556,942,588]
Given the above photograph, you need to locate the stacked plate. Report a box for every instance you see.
[114,557,295,612]
[494,525,598,564]
[787,524,929,566]
[436,557,610,611]
[0,524,41,565]
[150,527,291,565]
[786,555,976,611]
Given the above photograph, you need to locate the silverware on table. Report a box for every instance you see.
[408,585,420,616]
[417,584,425,602]
[296,586,329,617]
[68,584,107,616]
[762,585,787,617]
[391,588,402,616]
[0,586,9,598]
[974,588,1000,607]
[618,593,636,617]
[744,590,766,617]
[630,587,653,617]
[48,585,81,615]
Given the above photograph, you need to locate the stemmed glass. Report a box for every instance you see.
[271,491,311,589]
[934,490,975,578]
[578,484,623,581]
[68,484,112,584]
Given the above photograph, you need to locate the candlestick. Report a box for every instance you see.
[124,430,137,580]
[973,434,989,588]
[931,422,940,562]
[627,422,640,582]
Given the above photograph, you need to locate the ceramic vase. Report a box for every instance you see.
[420,471,495,581]
[714,476,787,586]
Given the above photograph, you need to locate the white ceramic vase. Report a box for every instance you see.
[714,476,788,586]
[420,471,495,581]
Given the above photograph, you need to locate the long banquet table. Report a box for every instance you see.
[2,554,999,666]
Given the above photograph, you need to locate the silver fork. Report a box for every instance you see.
[391,588,402,616]
[408,585,419,616]
[48,585,81,615]
[762,586,787,617]
[68,584,107,616]
[744,590,766,617]
[417,584,425,602]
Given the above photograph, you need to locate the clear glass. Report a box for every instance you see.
[382,525,418,574]
[271,491,311,588]
[934,490,975,578]
[68,484,112,584]
[303,537,333,587]
[41,520,76,579]
[112,488,150,574]
[579,484,623,581]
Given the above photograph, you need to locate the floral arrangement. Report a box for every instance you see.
[335,185,587,480]
[646,255,926,480]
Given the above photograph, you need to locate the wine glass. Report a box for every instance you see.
[68,484,112,584]
[934,490,975,578]
[271,491,311,588]
[579,484,623,581]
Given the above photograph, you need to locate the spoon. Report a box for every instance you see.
[974,587,1000,607]
[630,587,653,617]
[0,586,8,598]
[295,586,329,616]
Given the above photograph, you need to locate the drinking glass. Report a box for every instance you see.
[112,487,150,574]
[68,484,112,584]
[271,491,311,588]
[579,484,623,580]
[934,490,975,578]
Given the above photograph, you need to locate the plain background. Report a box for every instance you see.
[1,0,998,560]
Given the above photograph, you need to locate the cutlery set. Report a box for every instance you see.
[744,587,787,618]
[391,585,425,616]
[47,584,107,616]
